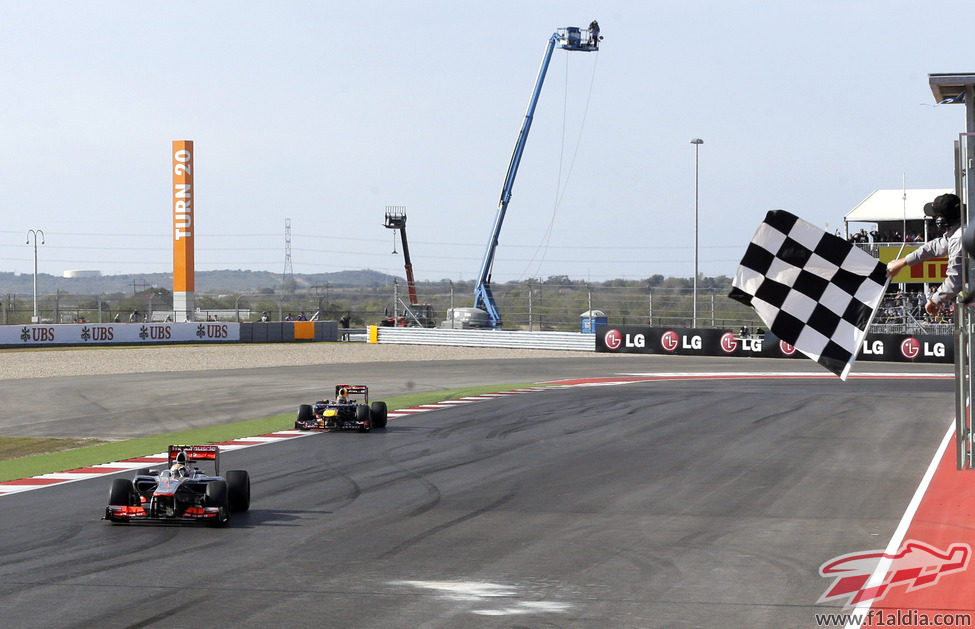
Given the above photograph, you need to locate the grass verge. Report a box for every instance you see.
[0,383,542,483]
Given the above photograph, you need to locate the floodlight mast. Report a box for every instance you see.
[472,25,600,328]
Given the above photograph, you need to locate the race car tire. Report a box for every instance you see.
[226,470,251,513]
[356,404,371,432]
[370,401,388,429]
[109,478,136,506]
[205,480,230,527]
[297,404,314,423]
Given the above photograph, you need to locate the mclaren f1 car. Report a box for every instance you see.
[294,384,388,432]
[104,444,250,526]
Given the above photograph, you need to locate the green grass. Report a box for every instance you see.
[0,383,544,483]
[0,437,108,459]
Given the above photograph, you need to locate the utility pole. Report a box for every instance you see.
[690,138,703,328]
[283,218,294,292]
[27,229,44,323]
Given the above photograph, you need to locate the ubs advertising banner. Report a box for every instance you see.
[0,322,239,348]
[595,325,953,365]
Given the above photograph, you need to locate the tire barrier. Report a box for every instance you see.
[240,321,336,343]
[595,325,953,365]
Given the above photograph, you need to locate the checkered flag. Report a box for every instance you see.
[729,210,889,379]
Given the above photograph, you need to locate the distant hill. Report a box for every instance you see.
[0,269,400,296]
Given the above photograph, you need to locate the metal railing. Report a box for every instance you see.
[371,326,595,351]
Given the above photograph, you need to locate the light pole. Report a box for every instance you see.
[690,138,703,328]
[448,280,455,327]
[26,229,45,323]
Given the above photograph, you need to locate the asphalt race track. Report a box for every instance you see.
[0,352,946,440]
[0,354,957,628]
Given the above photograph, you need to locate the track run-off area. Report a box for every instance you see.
[0,350,967,628]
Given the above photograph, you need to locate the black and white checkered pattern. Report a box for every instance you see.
[729,210,889,379]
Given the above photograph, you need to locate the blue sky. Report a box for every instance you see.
[0,1,971,283]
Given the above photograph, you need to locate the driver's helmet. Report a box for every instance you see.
[336,388,349,403]
[170,450,188,477]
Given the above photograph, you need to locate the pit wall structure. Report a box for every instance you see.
[0,321,338,348]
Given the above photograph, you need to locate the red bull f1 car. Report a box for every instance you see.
[104,444,250,526]
[294,384,388,432]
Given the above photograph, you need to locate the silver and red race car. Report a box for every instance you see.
[294,384,388,432]
[104,444,250,526]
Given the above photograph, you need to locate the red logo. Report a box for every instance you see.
[901,337,921,360]
[603,328,622,351]
[818,540,971,607]
[720,332,738,354]
[660,330,679,352]
[779,341,796,356]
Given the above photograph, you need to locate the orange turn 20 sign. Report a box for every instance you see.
[172,141,194,293]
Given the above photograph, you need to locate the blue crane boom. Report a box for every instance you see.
[472,25,600,328]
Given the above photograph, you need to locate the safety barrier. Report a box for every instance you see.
[594,325,953,365]
[1,319,952,367]
[0,322,241,348]
[367,325,595,351]
[241,321,337,343]
[1,321,339,348]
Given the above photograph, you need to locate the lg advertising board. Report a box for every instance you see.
[595,325,952,365]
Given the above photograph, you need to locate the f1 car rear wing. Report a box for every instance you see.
[168,444,220,475]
